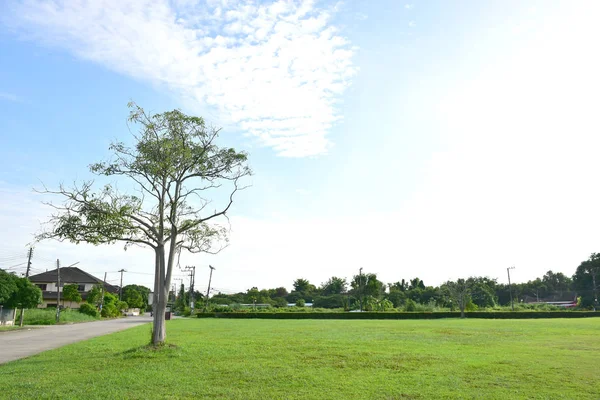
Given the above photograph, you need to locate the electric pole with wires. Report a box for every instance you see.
[184,266,195,312]
[18,247,33,327]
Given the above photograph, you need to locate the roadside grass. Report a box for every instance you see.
[0,326,22,331]
[21,308,99,325]
[1,318,599,399]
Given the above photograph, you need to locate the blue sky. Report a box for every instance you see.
[1,0,599,293]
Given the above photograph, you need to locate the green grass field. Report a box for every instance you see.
[1,318,598,399]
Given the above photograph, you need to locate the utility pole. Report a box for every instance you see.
[184,266,196,311]
[359,267,363,312]
[56,259,61,323]
[205,265,215,311]
[100,272,107,311]
[507,266,515,311]
[18,247,33,326]
[118,269,126,300]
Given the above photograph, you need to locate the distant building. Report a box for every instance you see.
[522,292,578,308]
[28,267,119,309]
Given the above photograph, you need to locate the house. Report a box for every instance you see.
[28,267,119,309]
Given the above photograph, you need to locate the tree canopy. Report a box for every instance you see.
[37,103,251,344]
[0,270,42,309]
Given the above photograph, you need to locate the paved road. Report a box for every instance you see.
[0,316,152,364]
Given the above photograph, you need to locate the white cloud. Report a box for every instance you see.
[408,21,416,28]
[405,4,414,10]
[3,0,357,157]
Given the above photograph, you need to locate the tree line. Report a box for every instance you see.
[205,253,600,312]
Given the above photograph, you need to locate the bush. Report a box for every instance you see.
[296,299,305,307]
[312,295,345,309]
[78,303,99,317]
[404,299,417,312]
[101,303,120,318]
[116,301,129,311]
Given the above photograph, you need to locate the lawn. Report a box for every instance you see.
[0,318,599,399]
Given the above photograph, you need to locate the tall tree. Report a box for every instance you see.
[320,277,347,295]
[573,253,600,309]
[445,279,470,318]
[37,103,251,345]
[293,279,312,293]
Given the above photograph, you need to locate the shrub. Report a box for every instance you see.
[404,299,417,312]
[78,303,99,317]
[116,301,129,311]
[210,305,232,313]
[296,299,305,307]
[101,303,119,318]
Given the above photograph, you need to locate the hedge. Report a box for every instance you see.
[198,311,600,320]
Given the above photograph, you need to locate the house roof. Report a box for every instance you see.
[29,267,105,284]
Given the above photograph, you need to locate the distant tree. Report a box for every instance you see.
[293,279,313,293]
[351,273,385,299]
[122,287,143,309]
[5,276,42,309]
[272,287,288,298]
[445,279,470,318]
[389,280,408,292]
[175,284,187,312]
[295,299,305,307]
[272,297,288,308]
[62,284,82,306]
[122,284,151,308]
[86,285,103,307]
[313,294,345,309]
[0,270,19,305]
[542,270,572,295]
[387,288,407,308]
[466,277,497,308]
[573,253,600,309]
[409,277,426,291]
[320,277,347,296]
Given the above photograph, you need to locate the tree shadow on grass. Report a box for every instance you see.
[121,343,181,360]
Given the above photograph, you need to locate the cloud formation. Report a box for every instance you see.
[4,0,356,157]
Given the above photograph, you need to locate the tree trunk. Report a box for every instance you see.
[151,246,167,345]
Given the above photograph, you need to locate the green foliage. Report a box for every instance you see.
[320,277,347,296]
[295,299,305,307]
[116,301,129,311]
[312,294,345,309]
[86,285,103,306]
[404,299,417,312]
[122,285,150,308]
[198,311,600,320]
[103,292,117,306]
[272,297,288,308]
[63,284,82,305]
[101,303,120,318]
[23,308,98,325]
[0,270,19,305]
[122,287,143,309]
[351,272,385,299]
[78,303,99,317]
[0,271,42,309]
